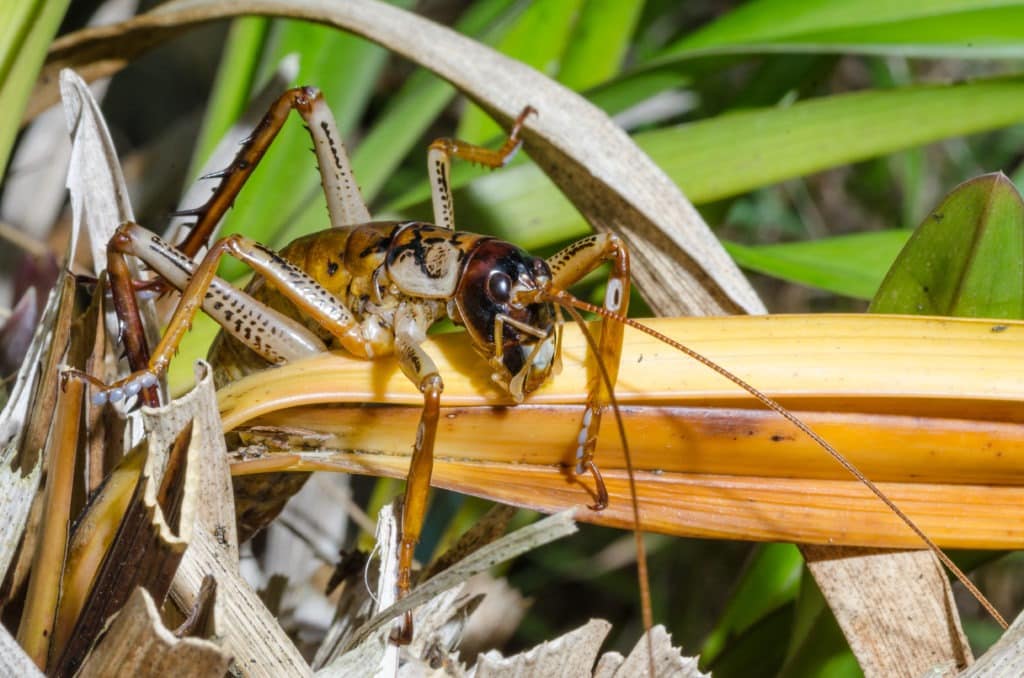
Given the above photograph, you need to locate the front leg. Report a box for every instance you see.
[545,233,630,509]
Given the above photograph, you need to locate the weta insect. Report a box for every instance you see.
[66,85,1004,652]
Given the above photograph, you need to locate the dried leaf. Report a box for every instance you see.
[60,68,163,376]
[223,315,1024,549]
[320,507,578,674]
[421,504,518,582]
[0,624,42,678]
[0,268,69,586]
[39,0,764,316]
[60,69,134,274]
[471,618,610,677]
[346,508,577,653]
[52,422,195,676]
[456,573,530,662]
[17,319,86,667]
[961,608,1024,677]
[813,174,1024,678]
[52,448,146,657]
[594,626,705,678]
[76,587,230,678]
[801,545,970,676]
[157,363,310,677]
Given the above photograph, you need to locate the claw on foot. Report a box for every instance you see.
[85,370,159,407]
[389,610,413,646]
[583,459,609,511]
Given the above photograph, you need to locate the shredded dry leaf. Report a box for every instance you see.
[76,587,230,678]
[155,363,310,677]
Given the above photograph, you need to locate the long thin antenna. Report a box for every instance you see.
[560,302,655,675]
[556,291,1008,631]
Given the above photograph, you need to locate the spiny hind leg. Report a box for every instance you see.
[545,233,631,509]
[174,86,370,259]
[427,106,535,229]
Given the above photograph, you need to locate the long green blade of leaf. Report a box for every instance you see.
[725,231,911,300]
[210,5,411,276]
[660,1,1024,60]
[557,0,645,91]
[189,16,270,175]
[0,0,70,181]
[274,0,519,247]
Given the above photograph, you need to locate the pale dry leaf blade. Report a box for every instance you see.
[0,622,43,678]
[60,67,164,377]
[319,503,479,677]
[76,587,230,678]
[60,69,135,274]
[471,618,611,678]
[0,273,63,581]
[594,625,706,678]
[158,362,309,677]
[163,53,300,248]
[40,0,764,316]
[800,545,971,676]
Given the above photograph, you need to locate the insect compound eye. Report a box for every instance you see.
[487,271,512,303]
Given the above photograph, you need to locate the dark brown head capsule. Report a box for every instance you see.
[451,238,557,400]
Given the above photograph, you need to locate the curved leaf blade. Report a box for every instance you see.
[725,231,911,300]
[660,1,1024,60]
[871,173,1024,317]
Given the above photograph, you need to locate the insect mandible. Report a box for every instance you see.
[65,86,1005,645]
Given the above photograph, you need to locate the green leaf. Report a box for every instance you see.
[642,77,1024,205]
[701,544,803,666]
[0,0,71,180]
[273,0,519,249]
[189,17,270,175]
[870,173,1024,317]
[557,0,645,91]
[660,1,1024,60]
[725,231,911,300]
[211,9,406,275]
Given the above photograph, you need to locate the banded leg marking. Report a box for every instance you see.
[427,106,536,230]
[177,86,369,259]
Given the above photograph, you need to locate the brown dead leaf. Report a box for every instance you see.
[76,587,229,678]
[154,363,310,677]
